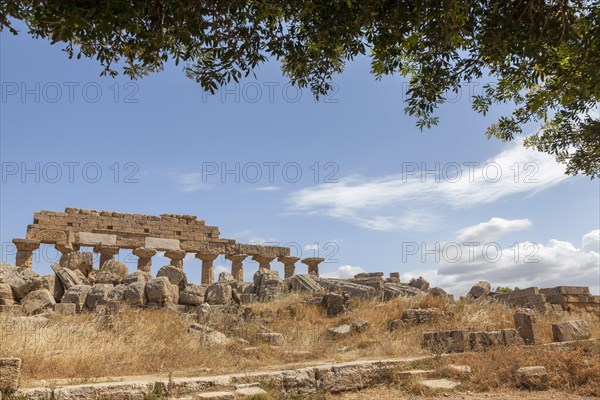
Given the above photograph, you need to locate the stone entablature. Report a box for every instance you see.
[23,208,289,258]
[12,208,310,284]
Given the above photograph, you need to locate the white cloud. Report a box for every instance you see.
[177,173,207,192]
[214,264,229,277]
[287,139,568,231]
[321,264,365,279]
[582,229,600,253]
[426,228,600,296]
[457,217,532,242]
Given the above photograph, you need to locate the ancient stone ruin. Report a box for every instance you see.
[11,208,330,282]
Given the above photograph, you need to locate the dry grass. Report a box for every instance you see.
[0,292,598,395]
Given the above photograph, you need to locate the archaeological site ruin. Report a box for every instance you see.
[1,208,599,399]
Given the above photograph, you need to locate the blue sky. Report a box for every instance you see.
[1,21,599,295]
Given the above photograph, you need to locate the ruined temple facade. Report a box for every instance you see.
[12,208,324,283]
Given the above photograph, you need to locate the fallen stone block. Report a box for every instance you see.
[469,330,503,351]
[61,284,92,312]
[321,292,351,317]
[501,328,525,346]
[467,281,491,299]
[234,386,267,397]
[54,303,77,316]
[514,308,537,345]
[383,283,421,301]
[422,329,470,353]
[196,392,235,399]
[327,324,352,339]
[20,289,56,315]
[316,278,375,299]
[516,366,549,390]
[552,320,591,342]
[0,283,15,306]
[0,358,21,395]
[408,276,430,291]
[286,274,323,293]
[401,308,443,324]
[420,379,460,390]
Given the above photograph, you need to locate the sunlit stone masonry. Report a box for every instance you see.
[10,208,328,283]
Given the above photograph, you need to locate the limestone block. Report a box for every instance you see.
[144,237,180,251]
[179,284,206,306]
[76,232,117,246]
[0,283,14,306]
[21,289,56,315]
[85,284,114,310]
[123,281,147,306]
[514,308,537,345]
[552,320,591,342]
[157,265,187,290]
[408,276,430,291]
[59,251,93,276]
[145,277,179,305]
[0,358,21,395]
[61,284,92,312]
[516,366,549,390]
[0,264,44,301]
[422,329,470,353]
[467,281,491,299]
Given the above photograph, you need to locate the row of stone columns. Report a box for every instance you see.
[12,239,325,284]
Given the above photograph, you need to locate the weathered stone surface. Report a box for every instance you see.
[408,276,430,291]
[218,271,235,282]
[351,318,369,333]
[145,277,179,305]
[514,308,537,345]
[401,308,443,324]
[196,392,234,399]
[85,284,114,310]
[321,292,351,317]
[188,323,229,345]
[54,303,77,316]
[20,289,56,315]
[257,332,284,346]
[123,281,147,306]
[516,366,549,390]
[467,281,491,299]
[420,379,460,390]
[0,358,21,395]
[383,283,421,301]
[61,284,92,312]
[179,284,206,306]
[327,324,352,339]
[234,387,267,397]
[51,263,88,290]
[0,264,44,301]
[59,251,93,276]
[422,329,470,353]
[469,330,503,351]
[501,328,525,346]
[0,283,14,306]
[96,259,128,285]
[445,365,472,375]
[285,274,323,293]
[552,320,591,342]
[107,284,127,302]
[428,287,448,297]
[121,271,152,286]
[41,274,64,303]
[254,268,285,302]
[76,232,117,246]
[205,283,233,305]
[157,265,188,290]
[317,278,375,299]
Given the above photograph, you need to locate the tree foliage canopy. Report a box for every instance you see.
[2,0,599,176]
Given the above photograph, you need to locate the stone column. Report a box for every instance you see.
[301,257,324,277]
[225,253,248,282]
[278,256,300,279]
[252,255,275,270]
[196,251,219,284]
[55,243,80,255]
[165,249,186,270]
[13,239,40,269]
[133,247,157,273]
[93,245,120,268]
